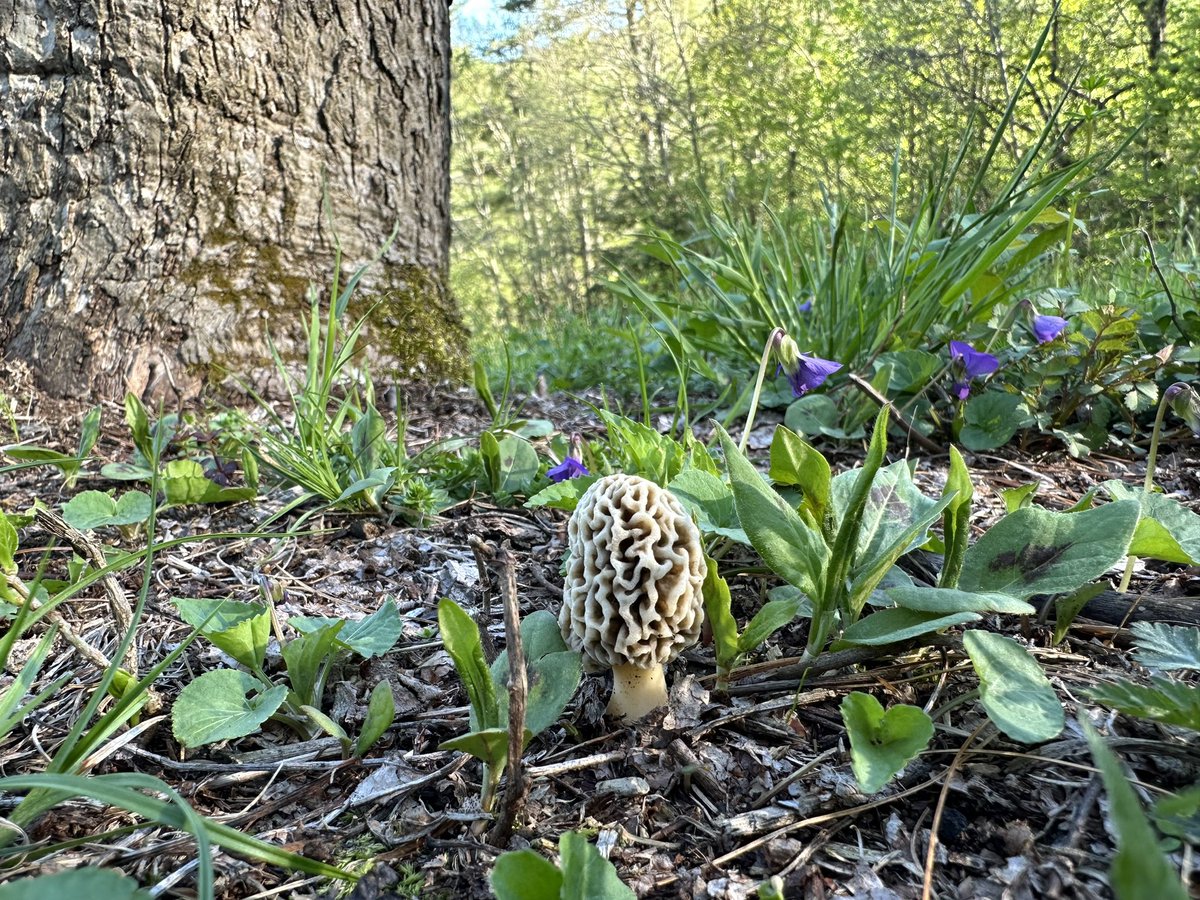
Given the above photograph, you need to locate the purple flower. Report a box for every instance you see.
[798,299,813,313]
[779,353,842,397]
[951,381,972,401]
[1166,383,1200,436]
[1032,315,1068,344]
[949,341,999,379]
[547,457,589,483]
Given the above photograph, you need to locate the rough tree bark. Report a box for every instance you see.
[0,0,463,401]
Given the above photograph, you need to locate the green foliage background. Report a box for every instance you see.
[450,0,1199,337]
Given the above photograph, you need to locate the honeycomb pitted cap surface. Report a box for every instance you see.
[559,474,706,672]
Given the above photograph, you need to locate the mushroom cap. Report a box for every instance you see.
[559,473,706,672]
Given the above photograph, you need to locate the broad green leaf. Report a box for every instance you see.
[960,392,1031,451]
[703,556,740,673]
[123,392,152,462]
[768,426,831,520]
[281,621,344,707]
[495,435,539,494]
[958,501,1139,599]
[715,423,827,598]
[77,405,102,459]
[290,600,404,658]
[489,609,572,683]
[517,650,582,738]
[875,349,941,394]
[885,586,1035,615]
[61,491,152,530]
[0,868,151,900]
[964,631,1063,743]
[559,831,637,900]
[171,669,287,748]
[491,849,563,900]
[939,446,973,588]
[161,460,256,505]
[174,598,270,670]
[439,726,509,768]
[1103,481,1200,565]
[525,475,599,511]
[0,446,82,482]
[841,692,933,794]
[1083,720,1188,900]
[840,608,978,646]
[1088,677,1200,730]
[831,461,941,563]
[826,407,890,612]
[355,680,396,756]
[667,469,749,544]
[739,597,803,654]
[1131,622,1200,672]
[438,598,500,732]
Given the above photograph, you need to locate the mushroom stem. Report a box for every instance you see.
[608,662,668,722]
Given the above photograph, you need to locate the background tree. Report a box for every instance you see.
[1,0,461,401]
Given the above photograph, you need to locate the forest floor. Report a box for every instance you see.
[3,374,1200,900]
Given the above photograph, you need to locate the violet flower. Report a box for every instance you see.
[1031,315,1068,344]
[547,456,589,483]
[798,299,813,313]
[948,341,999,399]
[775,334,842,397]
[1166,383,1200,436]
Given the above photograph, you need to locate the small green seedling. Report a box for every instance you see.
[438,599,582,812]
[61,490,153,540]
[1,405,101,488]
[491,831,635,900]
[170,598,402,753]
[840,692,933,794]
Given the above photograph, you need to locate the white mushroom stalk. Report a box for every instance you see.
[559,474,706,722]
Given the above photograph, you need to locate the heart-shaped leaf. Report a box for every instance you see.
[840,692,933,793]
[171,669,287,748]
[491,850,563,900]
[174,598,270,670]
[290,600,403,659]
[559,831,637,900]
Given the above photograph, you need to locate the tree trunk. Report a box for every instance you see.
[0,0,461,401]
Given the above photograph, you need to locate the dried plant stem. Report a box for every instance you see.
[3,572,111,672]
[487,544,528,848]
[847,373,943,455]
[34,505,138,675]
[922,721,988,900]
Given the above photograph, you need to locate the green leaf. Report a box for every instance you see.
[0,445,82,482]
[840,608,978,646]
[667,469,749,544]
[559,831,637,900]
[493,435,539,494]
[1103,481,1200,565]
[0,868,151,900]
[875,349,941,394]
[0,513,17,574]
[1131,622,1200,672]
[490,611,582,738]
[885,586,1035,615]
[999,482,1039,514]
[161,460,256,505]
[960,392,1031,451]
[61,491,152,530]
[491,849,563,900]
[77,405,102,459]
[99,462,155,481]
[281,621,345,707]
[738,597,803,654]
[355,680,396,757]
[438,598,500,732]
[439,727,509,768]
[826,407,890,612]
[123,392,152,462]
[768,426,831,520]
[1053,582,1106,644]
[300,704,350,745]
[173,597,270,670]
[489,609,570,681]
[1152,785,1200,843]
[290,600,404,659]
[958,501,1140,599]
[841,692,933,794]
[703,556,740,673]
[525,475,599,511]
[171,669,288,748]
[963,631,1063,743]
[939,446,973,588]
[1083,720,1188,900]
[715,423,827,599]
[1088,677,1200,730]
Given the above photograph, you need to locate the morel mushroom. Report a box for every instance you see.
[559,474,706,721]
